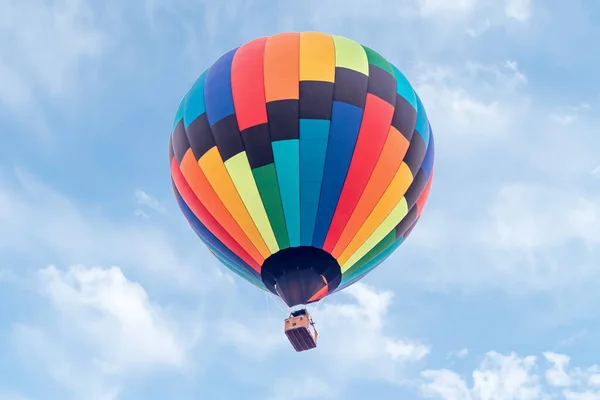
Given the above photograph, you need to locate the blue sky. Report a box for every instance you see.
[0,0,599,399]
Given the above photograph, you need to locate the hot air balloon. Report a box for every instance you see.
[169,32,434,352]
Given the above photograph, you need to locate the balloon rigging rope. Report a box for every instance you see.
[310,295,325,320]
[265,291,272,323]
[267,291,287,313]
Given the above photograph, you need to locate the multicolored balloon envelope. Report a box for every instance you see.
[169,32,434,309]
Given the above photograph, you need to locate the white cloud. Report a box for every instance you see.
[420,351,600,400]
[218,282,430,373]
[544,352,600,391]
[403,179,600,292]
[418,0,478,15]
[413,60,529,147]
[397,55,599,293]
[448,348,470,359]
[414,0,533,37]
[417,0,531,22]
[135,190,166,216]
[469,352,540,399]
[39,265,189,369]
[527,117,600,179]
[481,183,599,252]
[550,103,591,125]
[476,182,599,290]
[421,369,472,400]
[465,18,492,36]
[0,169,224,291]
[12,264,199,400]
[545,352,573,387]
[13,322,122,400]
[407,58,596,181]
[397,54,599,289]
[559,330,588,347]
[211,282,430,396]
[564,391,600,400]
[589,375,600,387]
[504,0,531,21]
[214,317,287,359]
[268,376,337,400]
[0,0,106,115]
[313,283,430,382]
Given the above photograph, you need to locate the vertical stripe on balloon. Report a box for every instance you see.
[232,37,289,250]
[205,47,279,254]
[322,94,395,253]
[299,119,331,245]
[264,33,301,247]
[312,102,364,248]
[298,32,335,246]
[312,36,368,248]
[321,48,397,255]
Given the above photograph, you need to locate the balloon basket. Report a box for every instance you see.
[284,308,318,352]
